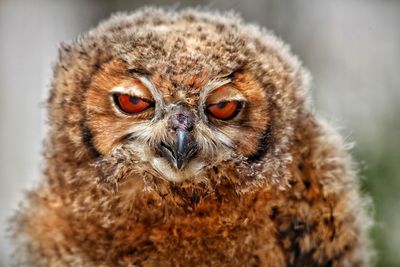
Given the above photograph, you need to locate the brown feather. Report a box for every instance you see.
[11,7,372,267]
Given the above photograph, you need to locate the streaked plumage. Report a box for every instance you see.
[11,7,372,267]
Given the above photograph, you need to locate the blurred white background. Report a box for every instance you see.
[0,0,399,266]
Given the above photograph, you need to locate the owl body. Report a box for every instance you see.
[12,8,371,267]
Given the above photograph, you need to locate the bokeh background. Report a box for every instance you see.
[0,0,399,266]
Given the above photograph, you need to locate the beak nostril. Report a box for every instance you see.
[169,104,195,132]
[176,114,188,124]
[171,114,194,132]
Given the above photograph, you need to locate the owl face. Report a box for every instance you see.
[85,57,269,182]
[54,9,306,188]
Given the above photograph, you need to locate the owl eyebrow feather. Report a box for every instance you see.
[110,84,153,101]
[223,66,244,80]
[198,78,232,103]
[206,78,232,92]
[127,67,151,76]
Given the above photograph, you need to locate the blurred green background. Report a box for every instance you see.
[0,0,399,266]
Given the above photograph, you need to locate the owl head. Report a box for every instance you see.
[49,7,310,197]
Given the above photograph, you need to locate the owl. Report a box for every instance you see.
[11,7,372,267]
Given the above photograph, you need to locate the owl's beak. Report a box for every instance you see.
[157,129,198,170]
[175,129,198,169]
[156,104,198,170]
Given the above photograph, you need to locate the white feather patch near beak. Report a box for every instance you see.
[148,156,205,183]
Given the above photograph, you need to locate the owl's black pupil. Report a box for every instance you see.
[130,96,140,104]
[216,102,227,109]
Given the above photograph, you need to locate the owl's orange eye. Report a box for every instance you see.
[206,101,242,120]
[113,93,154,114]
